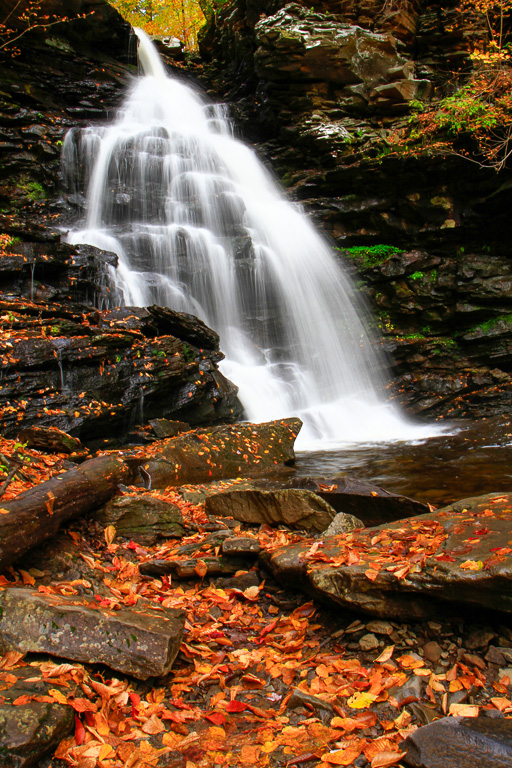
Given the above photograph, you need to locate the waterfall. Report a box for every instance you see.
[64,28,441,449]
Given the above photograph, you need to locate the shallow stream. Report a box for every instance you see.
[293,416,512,507]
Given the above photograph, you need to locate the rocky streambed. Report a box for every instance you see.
[0,419,511,768]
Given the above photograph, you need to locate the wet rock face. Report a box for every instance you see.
[199,0,512,421]
[254,4,430,113]
[0,301,243,442]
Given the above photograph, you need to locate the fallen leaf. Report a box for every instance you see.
[347,692,376,709]
[371,751,407,768]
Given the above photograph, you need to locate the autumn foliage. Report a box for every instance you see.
[108,0,205,50]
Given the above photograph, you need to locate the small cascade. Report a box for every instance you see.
[63,28,442,449]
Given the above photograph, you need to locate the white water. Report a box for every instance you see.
[64,28,443,450]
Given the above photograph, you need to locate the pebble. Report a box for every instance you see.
[465,628,496,651]
[359,633,380,651]
[423,641,442,663]
[366,620,393,636]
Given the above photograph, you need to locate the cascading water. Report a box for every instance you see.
[63,28,442,449]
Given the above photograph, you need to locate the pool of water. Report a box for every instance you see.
[293,416,512,507]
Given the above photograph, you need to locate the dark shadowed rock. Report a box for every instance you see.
[140,418,302,487]
[0,588,185,680]
[0,302,242,444]
[205,488,337,532]
[96,494,186,544]
[268,492,512,619]
[149,419,191,439]
[17,426,84,456]
[0,665,76,768]
[285,476,429,526]
[401,715,512,768]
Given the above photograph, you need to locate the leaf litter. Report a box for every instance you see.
[0,457,511,767]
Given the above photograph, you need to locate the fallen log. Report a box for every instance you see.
[0,455,132,573]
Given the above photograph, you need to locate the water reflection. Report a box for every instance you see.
[294,417,512,507]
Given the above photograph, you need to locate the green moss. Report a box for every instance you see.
[469,313,512,334]
[338,244,404,268]
[17,176,46,203]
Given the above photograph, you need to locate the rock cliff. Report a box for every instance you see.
[199,0,512,419]
[0,0,243,443]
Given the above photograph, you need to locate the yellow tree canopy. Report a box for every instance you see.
[109,0,205,50]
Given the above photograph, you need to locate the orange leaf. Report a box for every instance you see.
[13,695,32,705]
[365,569,379,582]
[375,645,394,663]
[104,526,116,546]
[371,751,407,768]
[194,560,208,578]
[321,744,363,765]
[74,714,86,745]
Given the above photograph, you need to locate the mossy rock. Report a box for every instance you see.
[96,495,186,544]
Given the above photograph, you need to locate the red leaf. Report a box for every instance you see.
[205,712,226,725]
[226,700,247,712]
[74,714,86,746]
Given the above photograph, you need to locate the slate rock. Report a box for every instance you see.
[0,588,185,680]
[205,488,336,532]
[149,418,191,438]
[221,536,262,557]
[0,666,74,768]
[17,426,84,456]
[96,494,186,544]
[141,418,302,487]
[269,492,512,619]
[286,475,429,527]
[401,715,512,768]
[322,512,365,536]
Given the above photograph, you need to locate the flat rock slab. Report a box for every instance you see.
[140,418,301,487]
[285,475,429,526]
[96,494,186,544]
[401,715,512,767]
[205,488,337,532]
[0,666,74,768]
[0,588,185,680]
[268,493,512,619]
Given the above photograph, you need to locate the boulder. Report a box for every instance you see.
[0,588,186,680]
[401,715,512,768]
[285,476,429,526]
[139,418,301,487]
[0,667,74,768]
[96,494,186,544]
[17,426,84,456]
[268,492,512,619]
[322,512,366,536]
[205,488,337,532]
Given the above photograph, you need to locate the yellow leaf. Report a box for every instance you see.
[460,560,484,570]
[448,703,479,717]
[347,692,377,709]
[104,525,116,546]
[0,508,10,515]
[48,688,68,705]
[98,743,115,761]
